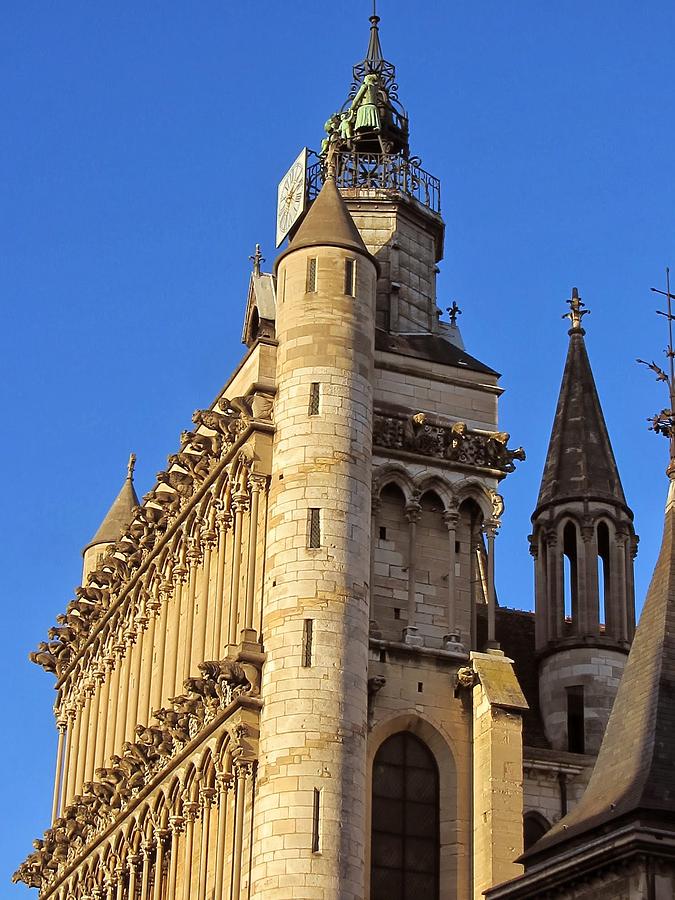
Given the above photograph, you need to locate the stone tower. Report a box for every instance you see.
[489,467,675,899]
[531,290,637,754]
[14,14,548,900]
[250,178,378,897]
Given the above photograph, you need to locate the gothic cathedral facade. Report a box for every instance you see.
[17,13,659,900]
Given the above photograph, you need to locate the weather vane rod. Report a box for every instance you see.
[637,267,675,472]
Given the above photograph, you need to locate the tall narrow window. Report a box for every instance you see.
[309,508,321,548]
[563,522,579,628]
[566,685,585,753]
[306,257,317,293]
[371,732,439,900]
[302,618,313,667]
[312,788,321,852]
[309,382,320,416]
[344,258,356,296]
[597,522,610,627]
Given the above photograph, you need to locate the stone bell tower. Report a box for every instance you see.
[531,290,637,754]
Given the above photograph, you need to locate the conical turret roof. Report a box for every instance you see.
[535,303,626,512]
[275,177,374,270]
[526,473,675,860]
[84,456,139,551]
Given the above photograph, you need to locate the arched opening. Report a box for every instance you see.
[562,521,579,631]
[523,811,551,851]
[373,484,409,642]
[597,521,610,629]
[370,732,440,900]
[416,490,448,649]
[457,497,484,649]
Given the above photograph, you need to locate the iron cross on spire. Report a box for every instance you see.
[563,287,590,333]
[638,267,675,469]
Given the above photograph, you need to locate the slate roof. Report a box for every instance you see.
[85,472,139,551]
[535,328,627,511]
[275,177,375,269]
[524,474,675,862]
[375,330,499,377]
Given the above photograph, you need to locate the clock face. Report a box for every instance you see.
[276,148,308,247]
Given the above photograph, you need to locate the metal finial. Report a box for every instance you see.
[638,267,675,472]
[447,301,462,326]
[249,244,265,276]
[127,452,136,481]
[562,287,590,334]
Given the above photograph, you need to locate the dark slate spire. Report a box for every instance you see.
[84,454,139,551]
[526,472,675,861]
[275,177,375,270]
[535,289,627,512]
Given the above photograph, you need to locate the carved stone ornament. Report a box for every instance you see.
[14,651,262,889]
[29,394,260,682]
[373,410,526,475]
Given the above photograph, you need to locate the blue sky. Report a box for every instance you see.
[2,0,675,890]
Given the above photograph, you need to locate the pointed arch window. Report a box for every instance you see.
[370,732,439,900]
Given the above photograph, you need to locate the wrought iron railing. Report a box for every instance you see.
[307,151,441,214]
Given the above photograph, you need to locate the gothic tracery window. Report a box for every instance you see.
[370,732,439,900]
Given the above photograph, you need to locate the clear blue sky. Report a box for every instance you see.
[2,0,674,891]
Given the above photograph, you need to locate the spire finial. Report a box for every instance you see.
[249,243,265,276]
[447,301,462,326]
[563,287,590,335]
[366,0,384,67]
[127,452,136,481]
[637,267,675,474]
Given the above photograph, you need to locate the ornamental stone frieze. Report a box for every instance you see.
[373,409,526,475]
[28,392,274,684]
[13,646,263,892]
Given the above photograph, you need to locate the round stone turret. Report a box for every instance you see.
[250,179,378,899]
[532,292,637,754]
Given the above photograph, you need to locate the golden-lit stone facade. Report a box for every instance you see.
[15,16,646,900]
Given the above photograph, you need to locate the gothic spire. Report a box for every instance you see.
[535,289,627,512]
[84,453,140,550]
[525,471,675,861]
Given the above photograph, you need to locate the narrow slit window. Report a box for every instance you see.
[309,382,320,416]
[302,618,313,667]
[309,508,321,548]
[566,685,585,753]
[312,788,321,852]
[280,268,286,303]
[379,526,387,540]
[344,258,356,296]
[307,257,318,293]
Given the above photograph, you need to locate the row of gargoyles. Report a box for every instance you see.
[27,398,255,679]
[14,656,258,888]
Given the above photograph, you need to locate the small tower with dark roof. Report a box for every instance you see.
[531,290,637,754]
[488,409,675,900]
[81,453,139,580]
